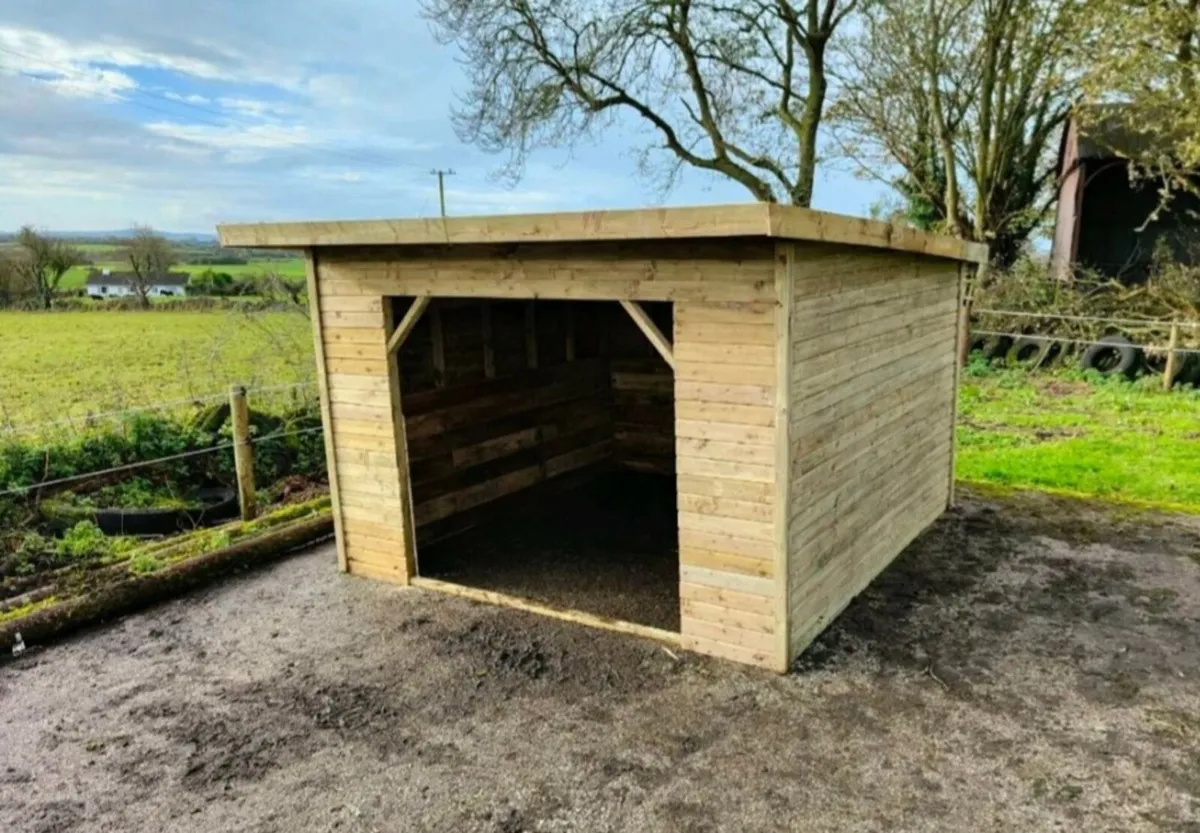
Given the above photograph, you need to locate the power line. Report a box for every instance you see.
[431,169,456,217]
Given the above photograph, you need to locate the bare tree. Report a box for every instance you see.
[125,226,177,309]
[252,271,309,316]
[11,227,81,309]
[830,0,1075,266]
[422,0,861,206]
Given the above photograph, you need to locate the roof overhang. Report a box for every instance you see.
[217,203,988,265]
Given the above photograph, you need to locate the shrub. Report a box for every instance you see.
[127,553,164,575]
[57,520,110,562]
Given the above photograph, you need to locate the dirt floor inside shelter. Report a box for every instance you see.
[3,487,1200,833]
[417,472,680,631]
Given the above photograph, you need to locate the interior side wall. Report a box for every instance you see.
[786,245,961,660]
[608,303,675,475]
[398,299,613,544]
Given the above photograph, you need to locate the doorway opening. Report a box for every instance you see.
[391,297,680,634]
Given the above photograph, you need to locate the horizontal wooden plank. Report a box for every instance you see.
[681,633,776,669]
[674,321,776,346]
[329,417,396,438]
[339,502,407,526]
[673,342,775,368]
[333,447,400,469]
[791,325,955,401]
[328,386,393,408]
[675,419,774,447]
[680,565,776,597]
[680,581,775,615]
[679,511,774,543]
[327,372,392,392]
[678,493,774,523]
[674,400,775,428]
[681,598,776,634]
[680,528,774,560]
[683,618,776,654]
[680,546,774,579]
[675,362,775,387]
[329,401,391,422]
[676,455,775,484]
[676,381,773,407]
[322,326,386,345]
[320,310,386,329]
[343,530,405,554]
[676,474,775,504]
[323,341,387,361]
[346,558,408,584]
[333,432,398,453]
[325,356,389,376]
[675,302,775,325]
[676,437,775,466]
[791,288,956,358]
[319,295,384,313]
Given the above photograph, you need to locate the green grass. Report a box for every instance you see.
[61,258,307,290]
[0,309,315,431]
[956,363,1200,513]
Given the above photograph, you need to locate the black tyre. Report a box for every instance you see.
[1080,335,1142,378]
[1006,336,1061,369]
[982,335,1014,362]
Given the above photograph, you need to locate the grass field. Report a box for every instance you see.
[957,363,1200,512]
[60,258,307,290]
[2,309,1196,513]
[0,310,315,431]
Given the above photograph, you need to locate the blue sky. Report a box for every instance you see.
[0,0,889,234]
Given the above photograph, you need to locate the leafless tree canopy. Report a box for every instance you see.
[830,0,1074,265]
[125,225,177,309]
[11,227,81,310]
[422,0,859,206]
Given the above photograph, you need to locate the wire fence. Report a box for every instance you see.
[0,425,325,499]
[974,308,1200,331]
[970,329,1200,356]
[0,381,319,437]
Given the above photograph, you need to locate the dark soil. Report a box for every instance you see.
[417,472,680,630]
[2,487,1199,832]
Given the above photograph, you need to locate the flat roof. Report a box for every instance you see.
[217,203,988,264]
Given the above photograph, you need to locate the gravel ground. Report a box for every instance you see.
[2,488,1199,833]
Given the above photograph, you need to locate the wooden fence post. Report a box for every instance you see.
[1163,322,1181,391]
[229,384,257,521]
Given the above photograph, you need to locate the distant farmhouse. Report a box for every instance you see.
[1050,111,1200,281]
[86,269,189,299]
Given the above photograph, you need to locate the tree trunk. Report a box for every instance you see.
[793,42,829,207]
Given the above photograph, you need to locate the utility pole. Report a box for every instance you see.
[430,169,455,217]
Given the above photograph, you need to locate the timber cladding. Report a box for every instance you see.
[220,203,985,673]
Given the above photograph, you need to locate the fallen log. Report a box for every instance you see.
[0,513,333,658]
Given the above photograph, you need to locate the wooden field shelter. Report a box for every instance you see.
[219,204,987,672]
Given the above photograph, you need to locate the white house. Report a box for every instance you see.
[86,269,189,299]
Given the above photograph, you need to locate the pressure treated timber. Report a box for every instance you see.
[218,203,988,263]
[223,202,983,674]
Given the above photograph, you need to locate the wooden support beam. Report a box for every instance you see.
[619,300,676,370]
[481,301,495,378]
[386,295,431,356]
[430,304,446,387]
[304,249,347,572]
[564,303,576,362]
[525,302,538,369]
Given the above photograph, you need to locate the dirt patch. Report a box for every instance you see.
[417,472,680,631]
[2,487,1199,832]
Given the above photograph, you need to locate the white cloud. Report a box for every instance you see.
[144,121,312,151]
[164,91,209,105]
